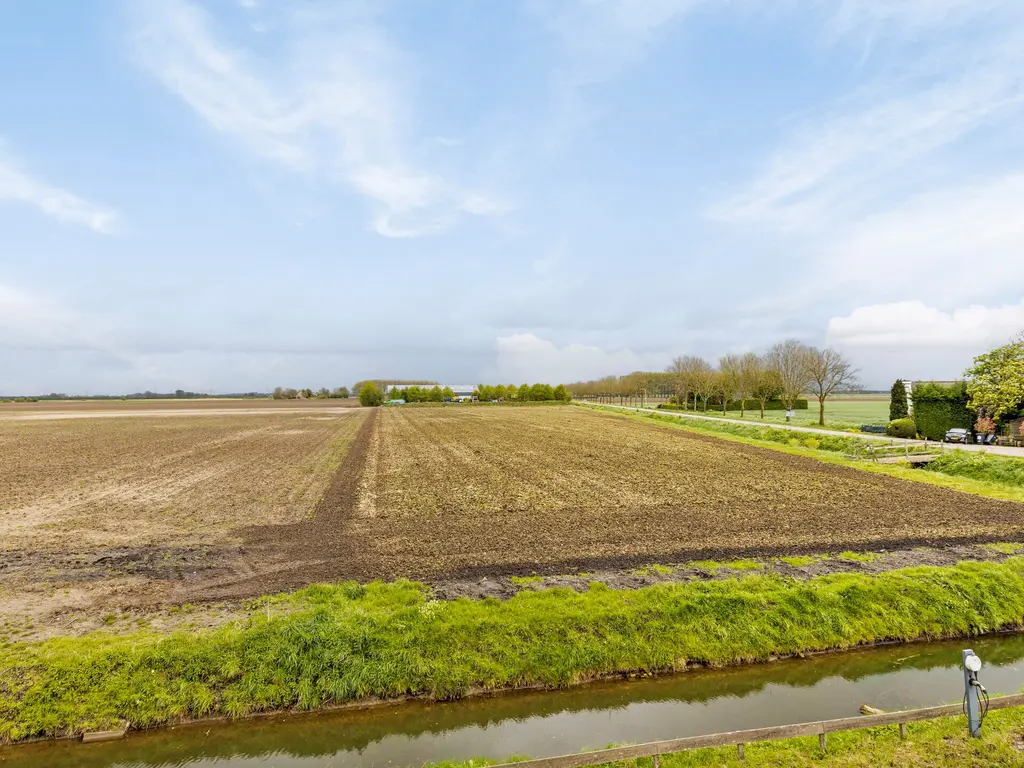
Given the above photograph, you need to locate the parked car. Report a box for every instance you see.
[944,427,970,443]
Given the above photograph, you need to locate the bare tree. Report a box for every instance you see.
[666,357,686,407]
[719,354,744,415]
[737,352,761,418]
[709,369,731,414]
[750,355,784,418]
[666,355,708,410]
[805,346,859,426]
[691,361,716,411]
[766,339,813,421]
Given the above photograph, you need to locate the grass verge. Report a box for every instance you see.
[4,560,1024,743]
[579,403,1024,503]
[426,707,1024,767]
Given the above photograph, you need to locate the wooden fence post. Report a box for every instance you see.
[899,723,907,740]
[737,743,745,761]
[819,733,827,752]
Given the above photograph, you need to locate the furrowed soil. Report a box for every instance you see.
[0,407,368,633]
[5,403,1024,639]
[314,406,1024,582]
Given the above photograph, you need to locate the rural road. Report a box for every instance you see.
[581,402,1024,458]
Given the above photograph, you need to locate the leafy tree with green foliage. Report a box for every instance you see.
[966,334,1024,421]
[428,386,444,402]
[518,383,530,401]
[530,383,554,401]
[442,387,455,400]
[553,384,569,402]
[889,379,909,421]
[358,381,384,407]
[332,386,350,399]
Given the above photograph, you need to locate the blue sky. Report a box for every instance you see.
[2,0,1024,394]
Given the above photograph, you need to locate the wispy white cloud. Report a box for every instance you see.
[824,0,1013,43]
[542,0,698,86]
[818,173,1024,302]
[713,37,1024,229]
[0,149,117,233]
[131,0,506,238]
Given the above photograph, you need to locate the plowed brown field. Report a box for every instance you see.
[0,410,366,552]
[328,406,1024,579]
[5,402,1024,634]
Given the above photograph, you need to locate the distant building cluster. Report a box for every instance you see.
[384,384,476,402]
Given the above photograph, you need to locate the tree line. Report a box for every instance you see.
[272,386,350,400]
[383,383,570,404]
[568,339,858,425]
[386,385,457,402]
[474,383,569,402]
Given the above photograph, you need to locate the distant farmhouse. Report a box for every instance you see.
[384,383,476,401]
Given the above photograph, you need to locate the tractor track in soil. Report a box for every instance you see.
[171,409,381,603]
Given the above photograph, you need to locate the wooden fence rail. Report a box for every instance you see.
[490,693,1024,768]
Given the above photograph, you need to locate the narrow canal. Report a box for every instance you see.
[4,634,1023,768]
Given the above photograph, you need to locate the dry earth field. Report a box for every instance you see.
[0,403,367,631]
[339,406,1024,579]
[2,401,1024,637]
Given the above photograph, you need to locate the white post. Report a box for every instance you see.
[963,649,982,738]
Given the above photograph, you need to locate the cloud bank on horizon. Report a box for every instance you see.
[1,0,1023,394]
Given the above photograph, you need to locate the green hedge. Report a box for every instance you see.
[912,382,973,441]
[886,418,917,439]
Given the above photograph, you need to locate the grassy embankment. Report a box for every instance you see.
[4,560,1024,743]
[579,403,1024,503]
[427,707,1024,767]
[652,400,887,432]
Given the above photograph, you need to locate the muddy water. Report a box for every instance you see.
[4,634,1024,768]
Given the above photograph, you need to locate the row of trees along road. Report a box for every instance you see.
[569,340,858,426]
[671,341,857,426]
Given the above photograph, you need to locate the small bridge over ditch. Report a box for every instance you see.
[860,440,945,465]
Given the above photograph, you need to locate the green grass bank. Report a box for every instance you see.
[4,560,1024,743]
[427,706,1024,767]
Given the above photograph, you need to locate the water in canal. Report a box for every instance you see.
[3,634,1024,768]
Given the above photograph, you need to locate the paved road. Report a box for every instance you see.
[580,402,1024,459]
